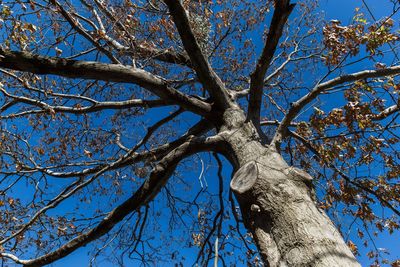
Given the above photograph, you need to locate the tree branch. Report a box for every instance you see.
[49,0,120,64]
[0,112,207,250]
[11,135,225,267]
[91,0,191,66]
[23,119,215,179]
[162,0,232,110]
[247,0,295,126]
[272,65,400,148]
[288,130,400,217]
[371,103,400,121]
[0,49,211,116]
[0,91,168,114]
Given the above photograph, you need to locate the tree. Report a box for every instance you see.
[0,0,399,266]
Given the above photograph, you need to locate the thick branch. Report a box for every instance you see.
[163,0,232,110]
[272,65,400,147]
[0,49,211,116]
[0,93,168,114]
[247,0,295,125]
[15,135,225,267]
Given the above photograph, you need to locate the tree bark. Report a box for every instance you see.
[220,108,360,267]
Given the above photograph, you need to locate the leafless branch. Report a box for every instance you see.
[247,0,295,127]
[162,0,232,109]
[0,49,211,116]
[91,0,191,66]
[5,135,225,266]
[288,130,400,217]
[49,0,120,63]
[272,65,400,148]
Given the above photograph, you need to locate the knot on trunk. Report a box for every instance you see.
[230,161,259,195]
[284,166,316,202]
[285,166,313,185]
[250,204,261,213]
[222,107,246,130]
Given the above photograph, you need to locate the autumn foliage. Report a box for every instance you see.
[0,0,399,266]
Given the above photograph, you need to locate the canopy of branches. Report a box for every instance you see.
[0,0,399,266]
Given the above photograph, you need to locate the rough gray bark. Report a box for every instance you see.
[221,108,360,267]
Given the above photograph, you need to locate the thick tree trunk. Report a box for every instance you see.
[220,108,360,267]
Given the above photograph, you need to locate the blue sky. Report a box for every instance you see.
[1,0,399,266]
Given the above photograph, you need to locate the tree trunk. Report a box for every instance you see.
[220,108,361,267]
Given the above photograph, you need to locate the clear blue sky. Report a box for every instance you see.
[4,1,398,266]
